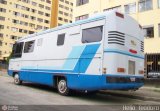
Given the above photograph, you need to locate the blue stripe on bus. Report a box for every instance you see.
[63,45,85,70]
[104,49,144,59]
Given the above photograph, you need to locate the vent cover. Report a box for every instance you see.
[108,31,125,45]
[141,41,144,52]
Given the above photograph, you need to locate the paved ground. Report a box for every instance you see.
[0,74,160,111]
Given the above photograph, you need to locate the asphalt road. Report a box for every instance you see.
[0,76,160,111]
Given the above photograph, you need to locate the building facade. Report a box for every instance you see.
[0,0,73,62]
[51,0,73,27]
[73,0,160,75]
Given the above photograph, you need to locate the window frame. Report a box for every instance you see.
[138,0,153,12]
[11,42,24,58]
[24,40,35,53]
[57,33,65,46]
[82,26,103,44]
[143,26,154,38]
[124,2,136,14]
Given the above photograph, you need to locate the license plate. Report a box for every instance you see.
[130,77,135,82]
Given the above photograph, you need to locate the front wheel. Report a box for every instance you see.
[57,79,70,96]
[14,73,22,85]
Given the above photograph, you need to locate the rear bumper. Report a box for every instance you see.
[68,74,144,91]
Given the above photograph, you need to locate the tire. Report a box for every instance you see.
[14,73,22,85]
[57,79,70,96]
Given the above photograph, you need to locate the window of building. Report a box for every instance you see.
[10,35,17,40]
[44,20,49,24]
[21,0,30,3]
[12,19,19,24]
[59,11,63,14]
[0,25,4,29]
[29,23,35,28]
[37,25,43,30]
[32,2,37,6]
[24,15,29,18]
[65,6,69,10]
[38,11,44,15]
[125,3,136,14]
[13,11,21,16]
[104,5,121,12]
[46,0,51,4]
[64,12,69,16]
[75,14,89,21]
[58,17,63,21]
[82,26,103,43]
[37,18,43,22]
[59,4,64,8]
[143,26,154,38]
[24,40,35,53]
[0,0,7,4]
[76,0,89,6]
[19,29,23,32]
[158,0,160,8]
[139,0,153,12]
[64,19,68,22]
[0,33,3,38]
[0,16,5,21]
[30,16,36,20]
[11,42,24,58]
[57,34,65,46]
[70,3,73,6]
[26,7,30,11]
[0,41,2,46]
[0,8,6,12]
[39,4,44,8]
[65,0,69,4]
[44,27,49,30]
[60,0,64,2]
[58,23,62,26]
[45,6,51,10]
[11,27,18,32]
[29,31,34,34]
[45,13,50,17]
[31,9,36,13]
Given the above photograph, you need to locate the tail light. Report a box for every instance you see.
[117,68,125,73]
[129,49,137,54]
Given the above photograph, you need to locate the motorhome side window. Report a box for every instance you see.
[24,40,35,53]
[11,42,24,58]
[82,26,103,43]
[57,33,65,46]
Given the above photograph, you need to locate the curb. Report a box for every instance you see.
[100,90,160,102]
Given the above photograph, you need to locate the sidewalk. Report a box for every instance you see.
[102,86,160,102]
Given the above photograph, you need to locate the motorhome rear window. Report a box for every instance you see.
[82,26,103,43]
[24,40,35,53]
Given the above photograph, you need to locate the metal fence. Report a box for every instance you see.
[145,53,160,78]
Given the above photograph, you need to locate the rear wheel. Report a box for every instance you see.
[14,73,22,85]
[57,79,70,96]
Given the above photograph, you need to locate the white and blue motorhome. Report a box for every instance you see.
[8,11,144,95]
